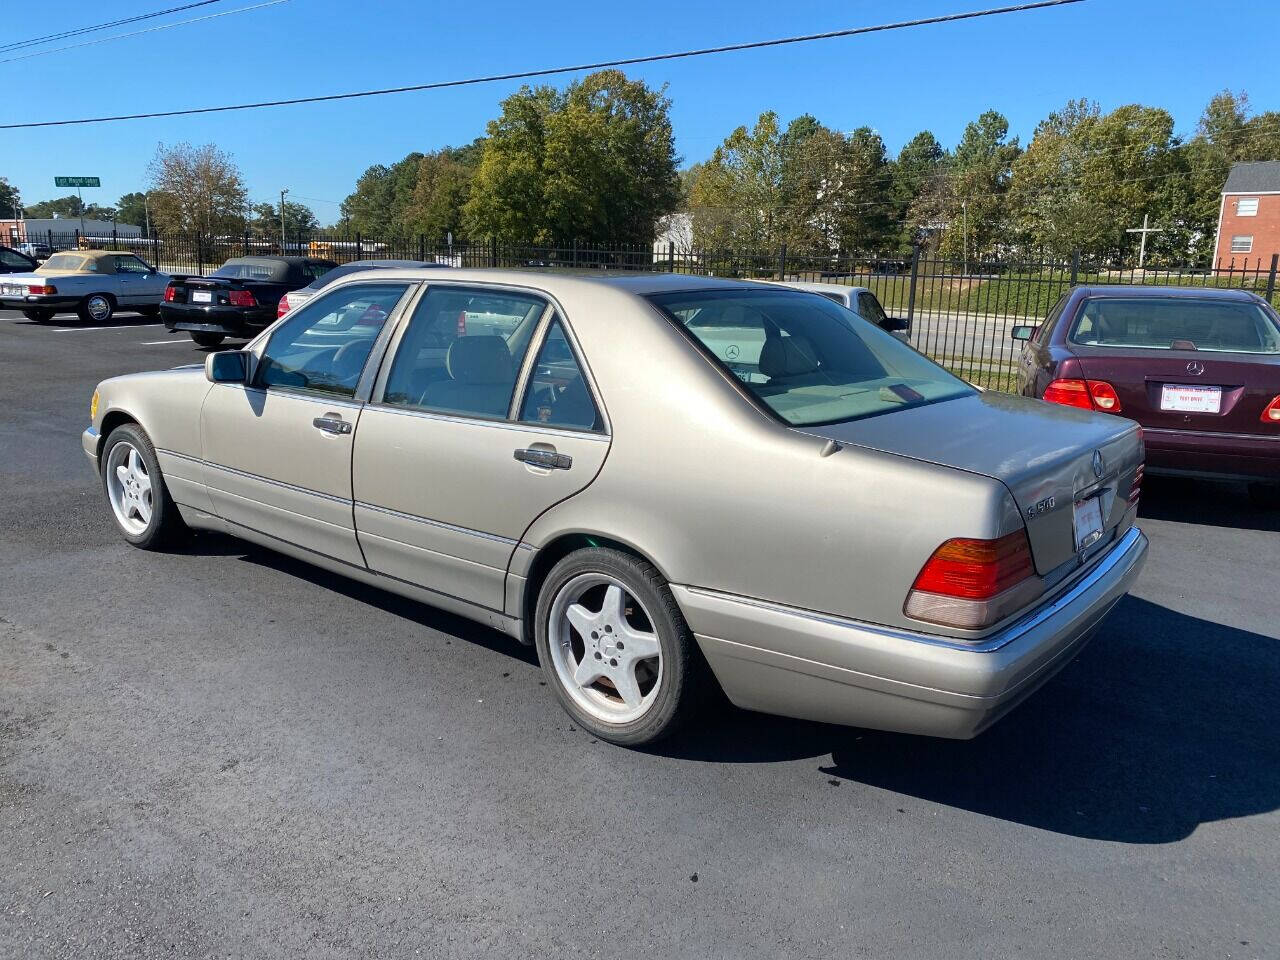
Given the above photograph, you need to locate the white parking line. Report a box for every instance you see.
[53,323,162,332]
[139,339,188,345]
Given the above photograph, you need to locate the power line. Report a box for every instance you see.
[0,0,1086,129]
[0,0,227,54]
[0,0,290,65]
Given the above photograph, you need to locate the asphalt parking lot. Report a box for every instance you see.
[2,309,1278,960]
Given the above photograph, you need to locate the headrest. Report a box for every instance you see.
[446,336,513,383]
[759,335,821,379]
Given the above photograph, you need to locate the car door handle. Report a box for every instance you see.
[312,415,352,435]
[514,448,572,470]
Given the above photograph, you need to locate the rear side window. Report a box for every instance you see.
[1070,297,1280,354]
[214,259,285,281]
[519,319,600,431]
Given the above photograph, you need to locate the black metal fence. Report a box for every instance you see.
[17,228,1280,391]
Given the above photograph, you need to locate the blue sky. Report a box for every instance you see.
[4,0,1278,224]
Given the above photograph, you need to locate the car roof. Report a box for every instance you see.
[325,267,783,298]
[760,280,871,297]
[224,256,323,265]
[1075,284,1261,302]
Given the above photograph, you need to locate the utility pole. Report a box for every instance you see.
[280,188,289,255]
[962,199,969,274]
[1125,214,1165,270]
[143,192,151,237]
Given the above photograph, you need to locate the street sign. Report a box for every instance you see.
[54,176,100,188]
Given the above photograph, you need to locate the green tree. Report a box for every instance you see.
[248,200,318,239]
[0,177,19,218]
[831,126,894,252]
[465,70,681,245]
[115,192,150,229]
[402,143,483,242]
[1010,100,1181,260]
[689,111,786,248]
[891,131,948,250]
[340,152,423,237]
[23,194,116,221]
[147,142,247,234]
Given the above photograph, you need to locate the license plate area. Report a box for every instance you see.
[1073,495,1105,551]
[2,284,23,295]
[191,290,213,303]
[1160,383,1221,413]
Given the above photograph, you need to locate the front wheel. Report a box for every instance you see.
[535,547,703,746]
[21,307,54,322]
[77,293,114,324]
[101,424,188,549]
[189,331,225,347]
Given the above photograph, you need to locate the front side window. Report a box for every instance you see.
[256,282,410,398]
[1230,235,1254,254]
[650,288,972,427]
[1069,297,1280,354]
[519,319,600,431]
[382,286,547,419]
[113,255,151,274]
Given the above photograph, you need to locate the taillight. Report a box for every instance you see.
[229,289,257,307]
[1262,396,1280,423]
[163,285,177,302]
[1042,378,1122,413]
[457,310,467,337]
[277,293,291,318]
[28,284,57,295]
[904,530,1041,629]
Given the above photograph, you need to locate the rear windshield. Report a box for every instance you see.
[648,288,972,427]
[1070,297,1280,354]
[213,259,288,282]
[42,254,91,271]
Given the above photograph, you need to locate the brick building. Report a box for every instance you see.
[1213,160,1280,267]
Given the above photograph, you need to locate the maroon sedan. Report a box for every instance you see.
[1014,286,1280,504]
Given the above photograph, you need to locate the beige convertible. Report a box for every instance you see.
[84,270,1147,745]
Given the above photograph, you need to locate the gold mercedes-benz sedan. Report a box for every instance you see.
[84,270,1148,746]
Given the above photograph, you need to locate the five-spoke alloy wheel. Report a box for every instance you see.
[535,547,703,745]
[100,424,187,549]
[106,440,153,535]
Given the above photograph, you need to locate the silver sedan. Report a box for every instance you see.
[83,270,1147,746]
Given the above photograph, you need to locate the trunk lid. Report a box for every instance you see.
[1073,347,1280,437]
[798,392,1142,575]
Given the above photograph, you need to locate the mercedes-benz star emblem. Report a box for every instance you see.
[1092,449,1105,479]
[1186,360,1204,376]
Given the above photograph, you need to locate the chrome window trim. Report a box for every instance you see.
[358,401,609,442]
[508,304,557,420]
[683,526,1145,654]
[216,382,366,412]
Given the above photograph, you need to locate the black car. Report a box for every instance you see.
[277,259,448,316]
[0,245,38,275]
[161,256,337,346]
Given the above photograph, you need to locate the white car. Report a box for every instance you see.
[765,281,911,341]
[0,250,169,323]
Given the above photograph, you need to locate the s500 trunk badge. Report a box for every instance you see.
[1027,496,1056,518]
[1092,450,1105,478]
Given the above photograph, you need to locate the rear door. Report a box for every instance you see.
[1069,295,1280,435]
[352,283,610,612]
[200,281,415,564]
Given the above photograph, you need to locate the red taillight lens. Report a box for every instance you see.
[277,293,291,318]
[163,285,177,302]
[28,284,57,295]
[911,531,1035,600]
[1262,396,1280,423]
[229,289,257,307]
[905,529,1041,629]
[1043,378,1122,413]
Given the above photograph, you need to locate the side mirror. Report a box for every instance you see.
[148,265,157,274]
[205,350,249,382]
[880,316,910,332]
[1011,325,1038,342]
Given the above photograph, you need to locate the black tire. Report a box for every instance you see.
[1248,482,1280,510]
[76,293,115,324]
[189,332,225,347]
[135,305,160,318]
[21,308,54,322]
[534,547,705,746]
[100,424,188,550]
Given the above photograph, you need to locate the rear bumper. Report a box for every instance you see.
[161,304,274,336]
[674,525,1148,739]
[1,294,80,310]
[1144,426,1280,482]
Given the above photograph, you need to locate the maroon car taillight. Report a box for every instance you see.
[1042,378,1122,413]
[904,530,1043,630]
[229,289,257,307]
[277,293,291,318]
[1261,396,1280,423]
[163,284,177,302]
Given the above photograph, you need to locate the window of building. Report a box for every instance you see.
[1236,197,1259,217]
[1230,235,1254,254]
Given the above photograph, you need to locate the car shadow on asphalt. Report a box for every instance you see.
[1139,476,1280,533]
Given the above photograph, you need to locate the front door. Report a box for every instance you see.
[353,284,610,612]
[200,280,414,566]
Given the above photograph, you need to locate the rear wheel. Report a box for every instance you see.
[101,424,188,549]
[77,293,114,324]
[535,547,704,746]
[189,331,225,347]
[21,307,54,322]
